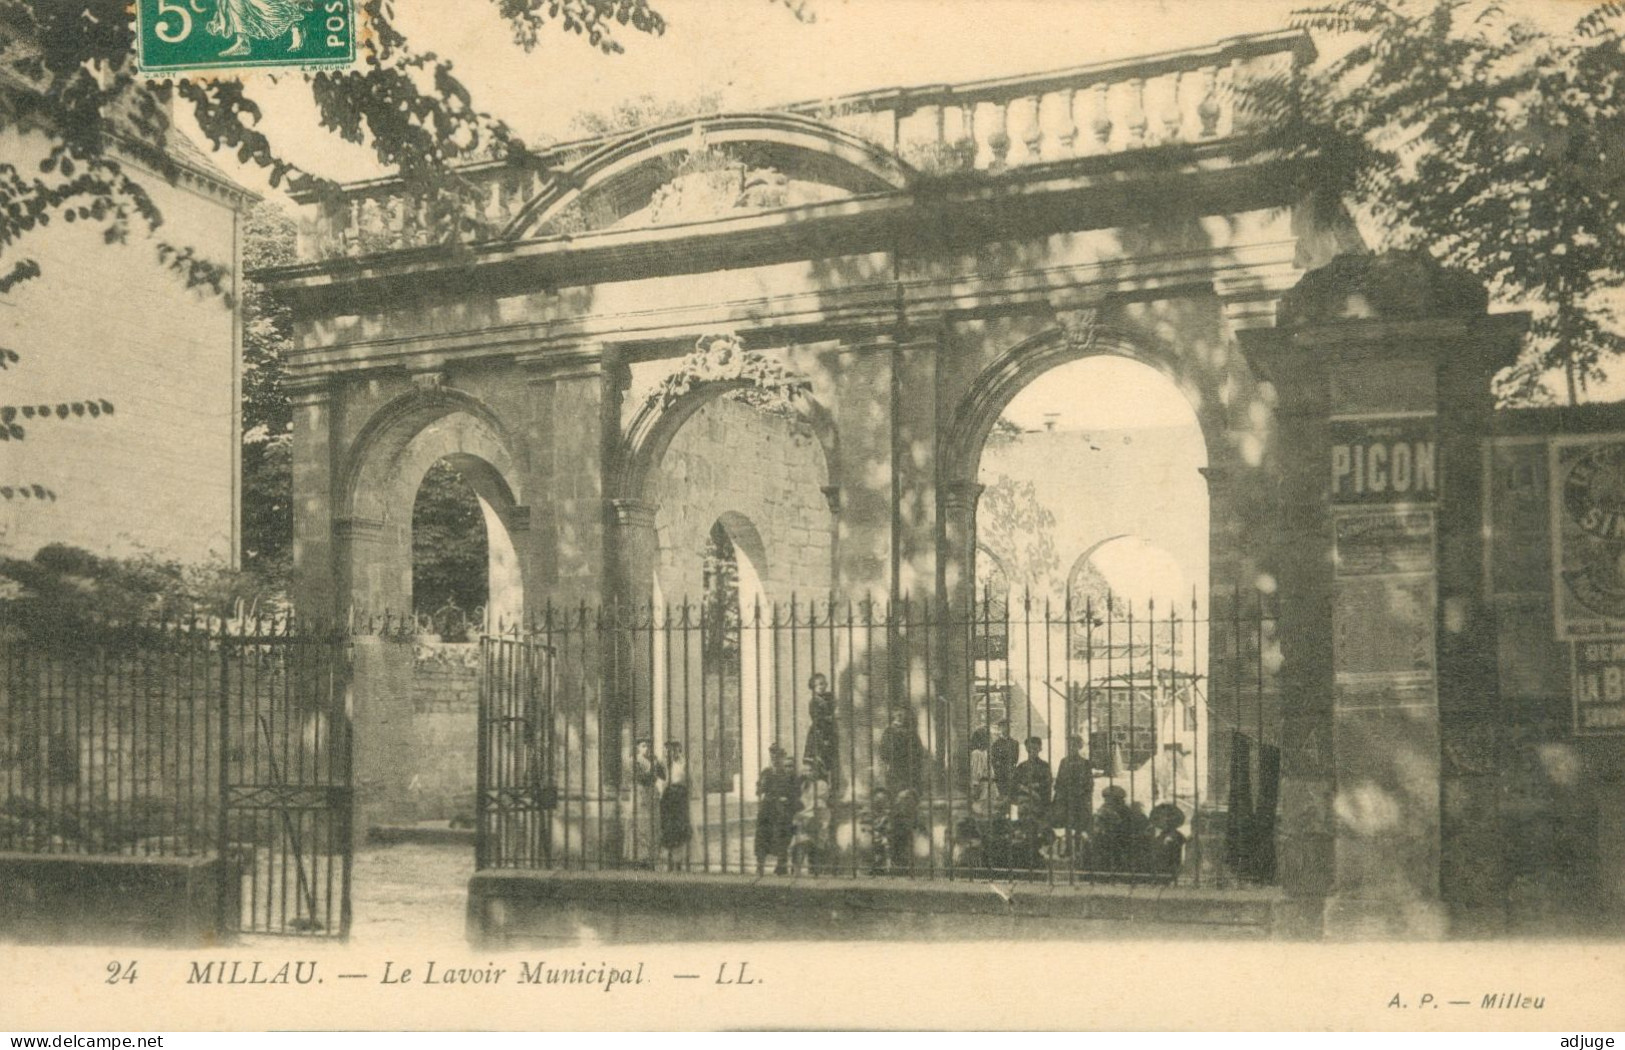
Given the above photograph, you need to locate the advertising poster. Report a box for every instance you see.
[1551,436,1625,639]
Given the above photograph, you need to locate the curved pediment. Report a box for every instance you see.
[504,112,913,239]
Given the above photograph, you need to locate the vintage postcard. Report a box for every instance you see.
[1,0,1623,1034]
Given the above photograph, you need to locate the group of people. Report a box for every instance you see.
[966,718,1188,877]
[624,678,1188,881]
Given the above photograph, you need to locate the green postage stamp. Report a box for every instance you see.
[135,0,359,76]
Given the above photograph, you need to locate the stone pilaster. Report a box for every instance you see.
[939,479,985,786]
[288,377,339,619]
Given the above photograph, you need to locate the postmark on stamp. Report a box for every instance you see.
[134,0,359,77]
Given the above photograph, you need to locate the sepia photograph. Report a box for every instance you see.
[0,0,1622,1034]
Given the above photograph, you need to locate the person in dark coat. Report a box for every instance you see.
[659,740,691,870]
[989,718,1019,805]
[878,706,924,794]
[1051,734,1094,861]
[1092,784,1134,873]
[1146,802,1188,879]
[1012,736,1053,867]
[754,744,799,875]
[803,673,841,796]
[888,788,920,873]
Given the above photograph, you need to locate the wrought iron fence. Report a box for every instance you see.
[478,590,1280,887]
[0,607,353,938]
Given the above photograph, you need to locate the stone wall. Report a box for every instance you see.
[978,424,1209,598]
[406,641,480,823]
[650,395,833,602]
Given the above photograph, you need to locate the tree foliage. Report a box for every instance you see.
[239,202,296,580]
[0,1,807,294]
[411,459,488,616]
[1244,0,1625,403]
[0,343,114,501]
[976,474,1060,601]
[0,541,279,629]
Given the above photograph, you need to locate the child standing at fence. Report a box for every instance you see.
[659,740,691,871]
[791,756,832,876]
[1052,735,1094,861]
[754,744,798,876]
[625,738,664,869]
[804,673,841,798]
[1012,736,1053,868]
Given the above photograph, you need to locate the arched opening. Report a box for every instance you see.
[411,460,488,635]
[341,399,527,831]
[972,353,1209,825]
[693,517,773,799]
[633,371,835,869]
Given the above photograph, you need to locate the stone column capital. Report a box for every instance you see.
[607,498,659,530]
[1197,466,1231,492]
[1214,253,1302,335]
[941,480,985,516]
[333,515,384,539]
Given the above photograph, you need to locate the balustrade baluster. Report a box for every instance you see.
[1020,95,1044,163]
[345,198,362,257]
[1057,88,1079,157]
[986,100,1010,169]
[1162,72,1185,144]
[1126,77,1148,148]
[1090,81,1113,152]
[1197,65,1223,138]
[387,195,405,250]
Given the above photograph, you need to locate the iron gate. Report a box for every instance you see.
[222,621,353,938]
[0,610,354,938]
[476,631,555,869]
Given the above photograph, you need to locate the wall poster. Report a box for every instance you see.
[1550,436,1625,640]
[1572,638,1625,734]
[1332,508,1438,709]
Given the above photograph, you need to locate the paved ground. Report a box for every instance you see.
[346,841,474,946]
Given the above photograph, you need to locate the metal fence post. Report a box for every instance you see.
[216,617,233,938]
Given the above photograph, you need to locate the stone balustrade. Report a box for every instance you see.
[293,30,1310,261]
[790,29,1307,173]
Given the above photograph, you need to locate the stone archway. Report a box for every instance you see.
[337,387,529,831]
[938,319,1237,794]
[339,388,528,623]
[619,376,837,780]
[940,321,1222,614]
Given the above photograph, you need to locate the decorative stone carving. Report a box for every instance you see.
[1057,307,1102,353]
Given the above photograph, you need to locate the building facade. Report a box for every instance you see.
[260,31,1622,937]
[0,118,250,566]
